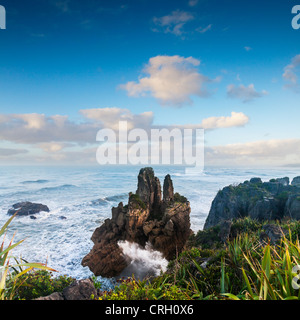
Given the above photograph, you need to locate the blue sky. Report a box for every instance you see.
[0,0,300,166]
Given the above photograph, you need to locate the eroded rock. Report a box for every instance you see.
[204,176,300,229]
[82,168,191,278]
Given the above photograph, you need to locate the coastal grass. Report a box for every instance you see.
[221,235,300,300]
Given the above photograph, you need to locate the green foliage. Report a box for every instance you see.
[129,193,147,210]
[282,220,300,242]
[230,217,262,238]
[276,191,289,202]
[91,276,102,290]
[192,225,222,249]
[98,277,192,300]
[179,248,202,260]
[224,236,300,300]
[10,270,74,300]
[174,192,188,203]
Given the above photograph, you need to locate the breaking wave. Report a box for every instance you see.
[118,241,168,280]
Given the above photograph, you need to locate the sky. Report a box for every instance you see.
[0,0,300,167]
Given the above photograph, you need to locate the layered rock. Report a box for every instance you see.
[292,176,300,187]
[204,176,300,230]
[82,168,191,278]
[285,195,300,220]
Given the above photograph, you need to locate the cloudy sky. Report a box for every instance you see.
[0,0,300,167]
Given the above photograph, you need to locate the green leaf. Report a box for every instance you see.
[284,296,299,300]
[0,212,17,238]
[242,268,254,297]
[221,293,241,300]
[0,240,25,260]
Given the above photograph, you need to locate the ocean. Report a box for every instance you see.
[0,165,299,286]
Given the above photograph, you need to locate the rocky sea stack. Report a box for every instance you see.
[81,167,191,278]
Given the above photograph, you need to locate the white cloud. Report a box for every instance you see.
[0,109,155,145]
[38,142,72,153]
[199,112,249,130]
[244,46,252,51]
[206,139,300,166]
[14,113,46,130]
[120,55,215,106]
[153,10,194,36]
[171,111,249,130]
[80,107,154,130]
[283,54,300,91]
[0,113,96,144]
[196,24,212,34]
[227,84,268,102]
[0,108,253,165]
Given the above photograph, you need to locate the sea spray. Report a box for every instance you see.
[118,241,168,279]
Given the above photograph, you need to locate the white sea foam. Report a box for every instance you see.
[118,241,168,279]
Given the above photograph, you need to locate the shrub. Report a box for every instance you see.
[98,277,192,300]
[129,193,147,210]
[230,217,262,238]
[10,270,74,300]
[174,193,188,203]
[192,225,222,249]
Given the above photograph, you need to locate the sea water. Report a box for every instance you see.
[0,165,299,286]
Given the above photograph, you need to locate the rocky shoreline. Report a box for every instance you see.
[6,169,300,300]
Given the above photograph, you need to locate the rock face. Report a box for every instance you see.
[35,278,97,300]
[285,194,300,220]
[292,176,300,187]
[204,176,300,230]
[7,201,50,216]
[259,224,287,245]
[82,167,191,278]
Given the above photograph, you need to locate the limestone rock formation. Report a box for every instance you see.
[285,194,300,220]
[292,176,300,187]
[82,168,191,278]
[204,176,300,230]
